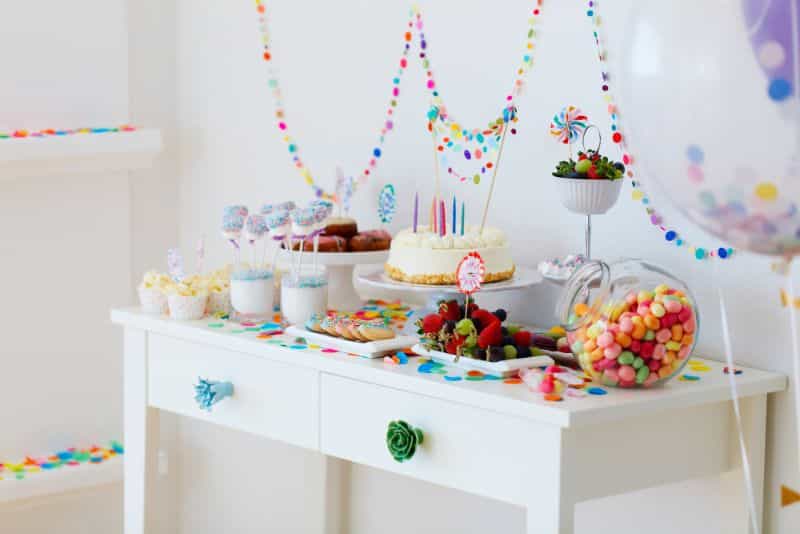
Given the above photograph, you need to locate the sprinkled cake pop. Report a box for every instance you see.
[221,213,245,240]
[245,214,268,241]
[260,204,276,216]
[266,210,291,241]
[291,207,317,240]
[223,205,249,218]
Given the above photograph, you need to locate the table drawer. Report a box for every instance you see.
[320,374,555,505]
[148,334,319,450]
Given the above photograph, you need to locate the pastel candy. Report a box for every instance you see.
[597,331,615,348]
[650,302,666,318]
[656,328,672,344]
[604,343,622,360]
[663,297,682,314]
[653,343,666,360]
[618,365,636,382]
[245,215,268,239]
[619,317,634,333]
[684,318,696,334]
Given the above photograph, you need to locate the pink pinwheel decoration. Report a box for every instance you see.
[549,105,589,145]
[456,252,485,295]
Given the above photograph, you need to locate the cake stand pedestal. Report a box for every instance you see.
[281,250,388,311]
[358,266,543,334]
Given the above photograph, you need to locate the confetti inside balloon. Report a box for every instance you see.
[743,0,799,103]
[378,184,397,224]
[456,251,485,295]
[549,105,589,145]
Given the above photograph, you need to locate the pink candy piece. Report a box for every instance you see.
[684,318,696,334]
[597,332,615,349]
[648,359,661,371]
[625,292,637,304]
[596,357,616,371]
[604,343,623,360]
[539,380,554,394]
[644,372,659,387]
[630,339,642,353]
[677,307,692,323]
[652,344,666,360]
[636,303,651,316]
[618,365,636,382]
[661,313,677,328]
[656,328,672,344]
[604,368,619,382]
[619,317,634,333]
[664,299,682,314]
[678,345,690,359]
[640,341,655,359]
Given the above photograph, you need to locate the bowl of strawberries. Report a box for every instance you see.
[552,150,625,215]
[412,299,575,376]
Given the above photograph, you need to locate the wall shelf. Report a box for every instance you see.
[0,455,122,503]
[0,129,163,180]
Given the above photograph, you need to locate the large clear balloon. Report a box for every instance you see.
[620,0,800,257]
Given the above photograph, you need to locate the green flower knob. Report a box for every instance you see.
[386,420,423,463]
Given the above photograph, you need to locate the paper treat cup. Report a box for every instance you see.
[554,177,623,215]
[167,294,208,320]
[138,286,168,314]
[208,288,232,316]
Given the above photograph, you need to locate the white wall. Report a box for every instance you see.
[0,0,177,531]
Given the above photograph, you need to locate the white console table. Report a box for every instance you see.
[112,308,786,534]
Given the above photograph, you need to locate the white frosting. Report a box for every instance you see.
[387,226,513,278]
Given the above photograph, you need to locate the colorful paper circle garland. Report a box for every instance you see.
[586,0,734,261]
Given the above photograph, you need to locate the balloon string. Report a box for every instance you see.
[715,262,760,534]
[786,263,800,475]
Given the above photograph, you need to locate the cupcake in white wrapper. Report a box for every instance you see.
[138,270,174,314]
[166,282,209,320]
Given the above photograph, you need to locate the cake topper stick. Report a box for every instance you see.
[196,234,205,276]
[456,251,486,359]
[478,126,509,235]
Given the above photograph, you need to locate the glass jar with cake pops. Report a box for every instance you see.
[281,265,328,326]
[555,259,699,388]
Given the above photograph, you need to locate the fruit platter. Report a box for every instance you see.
[410,299,578,377]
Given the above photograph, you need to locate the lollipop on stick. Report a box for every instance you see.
[245,214,268,269]
[549,105,588,161]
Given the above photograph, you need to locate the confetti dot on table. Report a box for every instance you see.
[289,345,307,350]
[484,375,502,380]
[466,370,484,377]
[231,329,246,334]
[308,344,320,349]
[503,378,523,384]
[444,375,462,382]
[207,323,225,328]
[587,387,607,395]
[321,348,337,353]
[723,367,743,375]
[544,393,563,402]
[465,375,485,382]
[679,374,700,381]
[266,339,283,345]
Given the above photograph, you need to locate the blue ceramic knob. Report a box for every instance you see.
[194,378,234,411]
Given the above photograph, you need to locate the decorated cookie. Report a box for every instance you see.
[359,321,395,341]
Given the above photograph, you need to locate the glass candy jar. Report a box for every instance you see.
[556,259,699,388]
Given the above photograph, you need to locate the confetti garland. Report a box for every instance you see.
[0,125,136,139]
[586,1,734,261]
[253,2,542,196]
[423,3,542,184]
[0,442,124,481]
[254,1,411,201]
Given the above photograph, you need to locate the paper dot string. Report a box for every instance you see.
[254,1,542,195]
[0,125,136,140]
[586,1,735,261]
[0,442,123,482]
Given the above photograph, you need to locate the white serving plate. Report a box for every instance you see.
[358,265,542,295]
[412,344,554,378]
[285,325,418,359]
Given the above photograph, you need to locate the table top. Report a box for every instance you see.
[111,308,786,429]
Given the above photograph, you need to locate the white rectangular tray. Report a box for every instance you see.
[285,326,418,359]
[412,344,554,378]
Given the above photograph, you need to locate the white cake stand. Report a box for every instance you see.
[282,250,388,311]
[358,266,543,334]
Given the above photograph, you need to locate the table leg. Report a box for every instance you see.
[526,433,575,534]
[322,455,348,534]
[124,328,161,534]
[731,394,767,534]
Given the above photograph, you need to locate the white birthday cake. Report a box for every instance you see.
[385,225,515,285]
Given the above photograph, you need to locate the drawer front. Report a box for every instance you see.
[320,374,556,505]
[148,334,319,450]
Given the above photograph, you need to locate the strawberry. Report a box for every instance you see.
[471,308,499,329]
[477,320,503,349]
[578,152,587,161]
[421,313,444,334]
[439,300,462,321]
[587,165,599,179]
[512,330,532,348]
[445,334,466,355]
